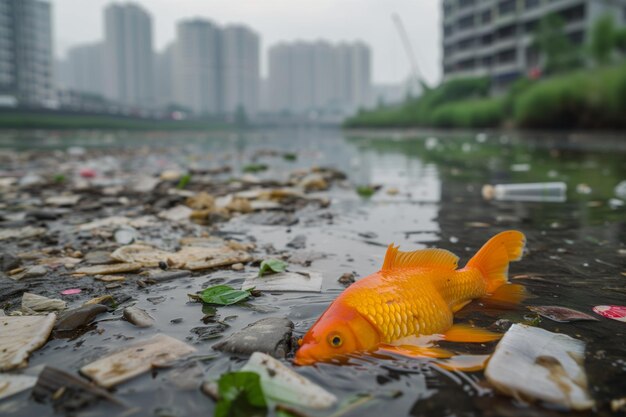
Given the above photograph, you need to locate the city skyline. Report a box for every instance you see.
[50,0,440,86]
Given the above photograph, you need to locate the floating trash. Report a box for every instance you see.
[528,306,599,323]
[243,270,323,292]
[0,374,38,401]
[61,288,82,296]
[22,293,66,313]
[80,334,196,388]
[485,324,594,410]
[593,305,626,323]
[0,313,56,371]
[482,182,567,203]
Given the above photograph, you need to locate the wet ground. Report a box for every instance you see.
[0,128,625,417]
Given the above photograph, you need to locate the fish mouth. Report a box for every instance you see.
[293,345,318,366]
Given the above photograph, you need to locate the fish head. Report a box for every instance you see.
[294,302,380,365]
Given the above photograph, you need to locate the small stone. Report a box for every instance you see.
[123,306,155,328]
[22,292,66,313]
[189,324,228,342]
[1,252,21,272]
[338,272,356,286]
[104,283,122,289]
[286,234,306,250]
[170,318,183,324]
[212,317,293,358]
[386,187,399,195]
[231,263,244,271]
[55,304,108,332]
[95,275,126,282]
[147,296,166,305]
[114,227,137,245]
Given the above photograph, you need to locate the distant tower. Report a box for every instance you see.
[0,0,53,107]
[104,2,154,107]
[222,25,260,116]
[66,43,105,97]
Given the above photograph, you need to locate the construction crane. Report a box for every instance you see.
[391,13,430,94]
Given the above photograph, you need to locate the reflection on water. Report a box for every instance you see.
[1,128,624,417]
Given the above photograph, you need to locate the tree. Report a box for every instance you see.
[590,14,616,65]
[533,14,583,74]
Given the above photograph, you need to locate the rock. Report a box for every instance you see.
[485,324,594,410]
[83,295,115,306]
[147,296,165,305]
[33,366,125,410]
[298,173,328,192]
[111,243,251,271]
[157,205,192,222]
[131,176,160,193]
[22,292,66,313]
[83,250,114,265]
[94,275,126,283]
[160,170,182,181]
[338,272,356,286]
[246,211,298,226]
[78,215,156,231]
[231,263,244,271]
[9,264,47,281]
[80,334,196,388]
[123,306,155,328]
[54,304,108,332]
[212,317,293,358]
[0,373,38,401]
[75,262,143,275]
[0,226,46,241]
[1,251,21,271]
[114,227,137,244]
[0,313,56,371]
[386,187,399,195]
[45,195,81,206]
[242,352,337,409]
[286,234,306,250]
[185,192,215,210]
[189,324,228,342]
[243,270,323,292]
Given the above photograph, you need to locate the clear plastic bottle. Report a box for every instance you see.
[482,182,567,203]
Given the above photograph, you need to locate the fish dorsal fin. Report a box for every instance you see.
[381,244,459,272]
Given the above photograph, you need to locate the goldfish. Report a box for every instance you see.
[295,230,526,366]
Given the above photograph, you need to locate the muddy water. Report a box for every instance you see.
[1,128,625,417]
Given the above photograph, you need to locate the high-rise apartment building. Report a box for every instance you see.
[0,0,53,107]
[442,0,626,86]
[173,19,222,115]
[155,43,176,108]
[65,43,105,97]
[267,40,372,114]
[104,2,154,107]
[222,25,260,116]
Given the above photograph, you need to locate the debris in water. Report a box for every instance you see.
[485,324,594,410]
[593,305,626,322]
[111,243,251,270]
[0,373,38,401]
[338,272,356,286]
[157,205,192,222]
[80,334,196,388]
[54,304,108,332]
[243,270,323,292]
[482,182,567,203]
[0,226,46,241]
[213,317,293,358]
[189,285,252,306]
[61,288,82,296]
[258,258,287,277]
[242,352,337,409]
[0,313,56,371]
[528,306,599,323]
[123,306,155,328]
[22,292,67,313]
[75,262,142,275]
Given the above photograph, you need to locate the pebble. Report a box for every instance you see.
[212,317,293,358]
[55,304,108,332]
[231,263,244,271]
[0,252,21,271]
[338,272,356,286]
[123,306,155,328]
[286,234,307,249]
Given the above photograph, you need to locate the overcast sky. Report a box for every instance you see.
[51,0,442,85]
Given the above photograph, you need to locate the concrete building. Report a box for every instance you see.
[65,42,105,97]
[267,40,372,115]
[0,0,53,107]
[442,0,626,87]
[222,25,260,116]
[155,43,176,108]
[104,2,154,108]
[173,19,222,115]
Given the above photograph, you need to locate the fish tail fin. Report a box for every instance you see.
[465,230,526,294]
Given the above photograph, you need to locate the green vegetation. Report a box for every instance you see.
[189,285,252,306]
[258,258,287,277]
[346,14,626,131]
[0,111,229,130]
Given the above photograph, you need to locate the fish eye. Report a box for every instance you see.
[328,333,342,348]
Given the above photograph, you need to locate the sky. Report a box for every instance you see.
[51,0,442,86]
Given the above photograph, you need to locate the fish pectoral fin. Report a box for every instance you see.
[434,354,491,372]
[382,245,459,272]
[451,300,471,313]
[442,324,501,343]
[480,283,527,309]
[379,343,454,359]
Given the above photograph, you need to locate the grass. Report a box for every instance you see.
[346,64,626,130]
[0,112,229,130]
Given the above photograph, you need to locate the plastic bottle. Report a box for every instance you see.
[482,182,567,203]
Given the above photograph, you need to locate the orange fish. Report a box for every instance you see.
[295,230,526,366]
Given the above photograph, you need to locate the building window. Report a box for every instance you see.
[496,24,516,40]
[497,48,516,64]
[481,34,493,45]
[525,0,540,9]
[525,19,539,34]
[568,30,584,45]
[482,10,492,23]
[559,4,585,23]
[498,0,517,16]
[459,0,476,9]
[458,15,475,30]
[444,24,454,36]
[459,37,475,49]
[482,56,493,68]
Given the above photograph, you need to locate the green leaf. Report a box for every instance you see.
[282,153,297,161]
[177,173,191,189]
[53,174,66,183]
[243,163,268,173]
[215,372,267,417]
[356,186,376,198]
[199,285,251,305]
[258,259,287,277]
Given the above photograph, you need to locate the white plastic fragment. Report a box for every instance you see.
[241,352,337,409]
[80,334,196,388]
[242,271,323,292]
[21,293,66,313]
[0,374,38,400]
[485,324,595,410]
[0,313,56,371]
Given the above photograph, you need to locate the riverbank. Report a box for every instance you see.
[0,111,230,130]
[345,64,626,131]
